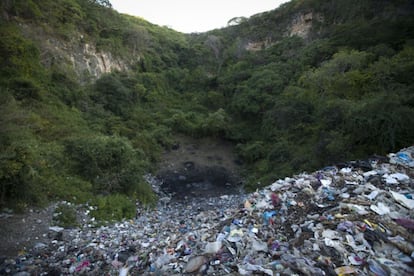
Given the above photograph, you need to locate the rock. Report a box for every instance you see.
[185,256,207,273]
[204,241,222,254]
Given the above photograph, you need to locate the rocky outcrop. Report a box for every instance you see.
[69,41,130,81]
[245,39,273,51]
[41,36,131,82]
[286,11,323,39]
[245,11,323,52]
[20,24,134,82]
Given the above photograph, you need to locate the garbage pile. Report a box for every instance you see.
[1,147,414,275]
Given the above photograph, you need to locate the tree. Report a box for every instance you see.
[64,135,151,196]
[202,108,231,137]
[91,0,112,8]
[91,73,138,116]
[298,50,372,99]
[0,93,37,206]
[123,26,149,56]
[227,17,247,26]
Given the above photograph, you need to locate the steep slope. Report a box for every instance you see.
[0,0,189,210]
[182,0,414,187]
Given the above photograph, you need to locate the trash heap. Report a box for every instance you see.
[1,147,414,275]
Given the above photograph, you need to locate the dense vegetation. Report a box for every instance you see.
[1,0,413,218]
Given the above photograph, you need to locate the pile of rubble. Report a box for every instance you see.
[1,147,413,275]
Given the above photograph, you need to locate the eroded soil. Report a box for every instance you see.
[156,135,243,198]
[0,205,55,258]
[157,134,241,174]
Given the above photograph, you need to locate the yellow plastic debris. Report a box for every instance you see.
[334,265,357,275]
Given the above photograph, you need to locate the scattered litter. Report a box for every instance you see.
[1,146,414,275]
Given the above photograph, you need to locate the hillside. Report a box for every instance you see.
[1,0,414,216]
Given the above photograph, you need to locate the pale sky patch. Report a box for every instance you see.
[110,0,289,33]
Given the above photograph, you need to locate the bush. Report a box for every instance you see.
[201,108,231,137]
[53,202,78,228]
[64,135,157,206]
[90,194,136,222]
[9,77,43,101]
[65,135,145,192]
[91,74,138,117]
[236,141,266,163]
[164,110,204,137]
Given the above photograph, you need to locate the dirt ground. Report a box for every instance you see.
[0,205,55,258]
[157,134,241,175]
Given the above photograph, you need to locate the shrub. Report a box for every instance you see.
[64,135,157,206]
[53,202,78,228]
[90,194,136,222]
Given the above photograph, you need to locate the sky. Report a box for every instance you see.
[110,0,290,33]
